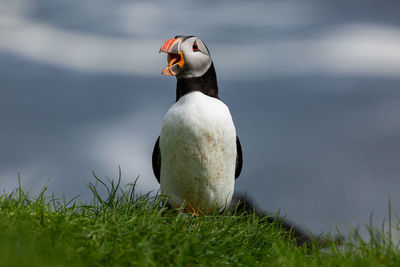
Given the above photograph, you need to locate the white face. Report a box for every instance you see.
[176,37,212,79]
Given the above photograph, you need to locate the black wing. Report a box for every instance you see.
[152,136,161,183]
[152,135,242,183]
[235,136,243,179]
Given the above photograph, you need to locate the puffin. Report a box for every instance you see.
[151,35,337,246]
[152,35,242,214]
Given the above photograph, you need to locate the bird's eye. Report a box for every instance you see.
[192,41,200,52]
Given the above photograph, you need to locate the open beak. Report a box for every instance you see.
[159,38,184,76]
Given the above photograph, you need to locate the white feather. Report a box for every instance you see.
[160,91,237,213]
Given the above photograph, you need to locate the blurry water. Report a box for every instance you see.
[1,0,400,235]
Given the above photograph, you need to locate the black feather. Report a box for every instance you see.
[152,136,161,183]
[235,136,243,179]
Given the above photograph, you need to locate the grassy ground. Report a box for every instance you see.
[0,174,399,266]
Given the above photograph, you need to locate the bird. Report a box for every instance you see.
[152,35,243,214]
[151,36,339,246]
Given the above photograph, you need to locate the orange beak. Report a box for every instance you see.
[159,38,185,76]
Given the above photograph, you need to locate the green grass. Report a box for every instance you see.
[0,173,399,266]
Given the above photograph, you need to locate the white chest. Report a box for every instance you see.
[160,91,237,213]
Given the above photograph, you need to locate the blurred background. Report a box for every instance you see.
[1,0,400,236]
